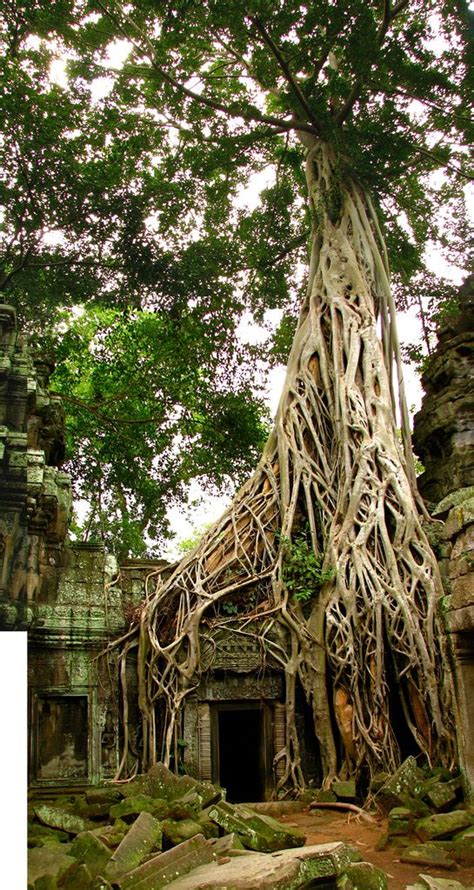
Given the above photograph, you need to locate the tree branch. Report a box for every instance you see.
[336,0,411,126]
[250,16,322,135]
[96,0,318,137]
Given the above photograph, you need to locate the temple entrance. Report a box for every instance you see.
[211,702,272,802]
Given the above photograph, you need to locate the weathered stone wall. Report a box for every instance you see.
[0,304,71,629]
[413,275,474,797]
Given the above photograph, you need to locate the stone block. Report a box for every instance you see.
[207,801,305,853]
[415,810,472,842]
[209,832,246,855]
[416,876,470,890]
[311,788,338,803]
[35,806,88,836]
[333,780,356,801]
[341,862,388,889]
[34,877,58,890]
[451,836,474,865]
[70,831,112,876]
[196,810,220,839]
[423,777,462,812]
[85,788,123,807]
[157,841,360,889]
[28,824,70,847]
[400,844,456,869]
[106,811,163,879]
[387,807,412,836]
[109,795,168,822]
[376,757,424,810]
[28,847,76,885]
[162,818,203,847]
[57,862,93,889]
[118,833,213,889]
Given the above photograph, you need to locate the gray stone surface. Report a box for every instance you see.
[118,833,214,889]
[35,805,88,836]
[207,800,305,852]
[28,847,76,885]
[106,811,163,879]
[164,841,358,889]
[415,811,472,842]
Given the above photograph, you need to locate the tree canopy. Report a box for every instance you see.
[3,0,473,791]
[1,1,472,559]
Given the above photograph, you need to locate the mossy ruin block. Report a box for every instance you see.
[415,810,472,842]
[400,843,457,869]
[70,831,112,876]
[162,818,203,847]
[340,862,388,890]
[388,806,412,836]
[34,806,88,837]
[106,812,163,880]
[333,780,357,801]
[377,757,424,811]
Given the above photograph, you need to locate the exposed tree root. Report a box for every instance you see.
[308,802,378,824]
[113,137,457,794]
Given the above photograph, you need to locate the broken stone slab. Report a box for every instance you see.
[35,805,89,836]
[120,763,222,809]
[86,788,124,807]
[117,833,214,889]
[77,801,113,821]
[28,846,76,885]
[196,809,220,839]
[207,800,305,852]
[209,832,246,855]
[162,841,360,889]
[423,777,463,812]
[110,794,169,822]
[162,818,204,847]
[120,763,183,802]
[70,831,112,876]
[400,843,457,869]
[28,823,70,848]
[388,806,412,836]
[33,876,58,890]
[376,757,425,810]
[415,810,472,841]
[333,780,357,801]
[181,781,222,809]
[340,862,388,889]
[415,876,472,890]
[451,836,474,865]
[106,811,163,880]
[57,861,93,889]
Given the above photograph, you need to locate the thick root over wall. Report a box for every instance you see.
[114,138,457,794]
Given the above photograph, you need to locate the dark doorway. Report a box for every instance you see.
[217,707,263,802]
[35,695,88,782]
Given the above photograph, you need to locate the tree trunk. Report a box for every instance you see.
[116,137,457,791]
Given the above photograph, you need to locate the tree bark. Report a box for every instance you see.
[115,137,457,791]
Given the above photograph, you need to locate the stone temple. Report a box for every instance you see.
[0,279,473,800]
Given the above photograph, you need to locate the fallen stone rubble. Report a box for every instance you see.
[371,756,474,874]
[27,758,474,889]
[28,762,386,889]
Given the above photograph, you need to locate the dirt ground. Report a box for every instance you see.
[277,807,474,889]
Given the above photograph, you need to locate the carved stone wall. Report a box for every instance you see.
[0,304,71,629]
[413,276,474,798]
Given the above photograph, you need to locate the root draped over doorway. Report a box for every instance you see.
[111,138,457,794]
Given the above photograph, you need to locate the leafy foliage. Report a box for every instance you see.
[1,0,472,553]
[281,529,335,603]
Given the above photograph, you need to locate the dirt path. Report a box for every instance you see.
[277,808,474,889]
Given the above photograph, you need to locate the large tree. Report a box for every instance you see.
[9,1,473,787]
